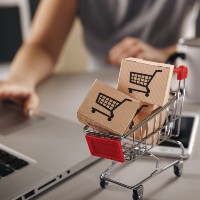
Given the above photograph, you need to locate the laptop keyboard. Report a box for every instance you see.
[0,149,29,178]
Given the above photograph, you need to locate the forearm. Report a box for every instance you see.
[0,0,77,116]
[159,45,177,61]
[8,42,55,90]
[8,0,78,90]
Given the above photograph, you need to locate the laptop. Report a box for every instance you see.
[0,101,97,200]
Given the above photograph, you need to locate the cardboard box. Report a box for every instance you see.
[130,102,167,146]
[117,58,174,106]
[77,79,140,135]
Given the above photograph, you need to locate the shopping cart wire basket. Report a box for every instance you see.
[91,92,132,121]
[128,70,162,97]
[84,66,188,200]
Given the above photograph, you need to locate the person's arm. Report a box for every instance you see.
[107,37,176,66]
[0,0,77,116]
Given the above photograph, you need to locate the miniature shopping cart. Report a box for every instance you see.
[128,70,162,97]
[84,66,188,200]
[91,92,132,121]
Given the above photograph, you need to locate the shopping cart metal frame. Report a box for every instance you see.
[91,92,132,121]
[128,70,162,97]
[84,66,188,200]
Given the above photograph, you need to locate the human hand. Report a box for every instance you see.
[0,80,39,117]
[107,37,176,67]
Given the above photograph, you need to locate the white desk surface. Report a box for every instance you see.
[35,68,200,200]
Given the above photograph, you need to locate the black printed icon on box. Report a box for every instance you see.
[128,70,162,97]
[91,93,132,121]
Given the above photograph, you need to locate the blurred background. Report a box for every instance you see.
[1,0,200,76]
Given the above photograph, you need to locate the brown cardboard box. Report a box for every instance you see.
[117,58,174,106]
[130,102,167,146]
[77,79,140,135]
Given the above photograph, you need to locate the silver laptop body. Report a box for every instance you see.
[0,102,96,200]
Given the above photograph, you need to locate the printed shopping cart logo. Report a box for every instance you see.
[128,70,162,97]
[91,92,132,121]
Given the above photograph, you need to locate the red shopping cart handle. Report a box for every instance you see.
[173,66,188,80]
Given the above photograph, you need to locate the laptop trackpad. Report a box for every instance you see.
[0,102,44,135]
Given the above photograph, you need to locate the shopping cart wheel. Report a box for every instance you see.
[174,161,183,177]
[128,88,133,93]
[91,108,96,113]
[100,178,108,189]
[145,93,149,97]
[132,185,144,200]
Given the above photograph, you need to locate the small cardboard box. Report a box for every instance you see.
[117,58,174,106]
[77,79,140,135]
[130,102,167,146]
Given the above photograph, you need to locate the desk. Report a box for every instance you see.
[36,68,200,200]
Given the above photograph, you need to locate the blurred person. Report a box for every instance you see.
[0,0,199,116]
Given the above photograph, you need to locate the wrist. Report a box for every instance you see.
[160,45,177,58]
[7,73,36,91]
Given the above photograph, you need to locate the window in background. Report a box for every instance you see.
[0,0,39,64]
[0,6,22,63]
[196,11,200,36]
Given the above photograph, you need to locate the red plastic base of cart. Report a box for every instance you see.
[85,134,125,163]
